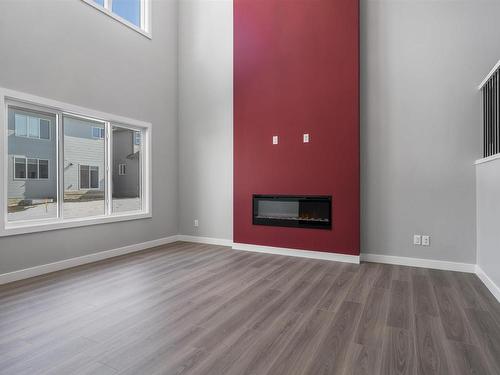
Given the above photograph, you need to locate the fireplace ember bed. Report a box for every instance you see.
[253,195,332,230]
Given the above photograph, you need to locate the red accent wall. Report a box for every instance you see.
[234,0,359,255]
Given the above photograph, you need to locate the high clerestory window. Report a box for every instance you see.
[81,0,151,38]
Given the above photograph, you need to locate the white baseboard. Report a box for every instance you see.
[3,233,496,305]
[177,235,233,247]
[0,235,180,285]
[232,242,360,264]
[360,253,476,273]
[475,265,500,303]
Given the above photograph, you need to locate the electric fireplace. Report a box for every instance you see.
[253,195,332,229]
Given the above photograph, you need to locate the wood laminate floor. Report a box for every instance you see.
[1,242,500,375]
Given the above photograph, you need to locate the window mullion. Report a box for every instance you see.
[140,0,145,31]
[106,122,112,216]
[57,112,64,220]
[105,0,112,12]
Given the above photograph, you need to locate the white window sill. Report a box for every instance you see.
[80,0,152,40]
[1,212,152,237]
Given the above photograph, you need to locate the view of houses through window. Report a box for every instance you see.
[8,108,58,221]
[112,126,142,213]
[63,116,106,219]
[6,102,146,224]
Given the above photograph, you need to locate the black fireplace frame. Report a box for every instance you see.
[252,195,332,230]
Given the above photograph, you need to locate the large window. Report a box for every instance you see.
[83,0,150,37]
[2,89,151,235]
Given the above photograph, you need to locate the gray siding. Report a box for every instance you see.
[63,117,105,192]
[7,108,57,200]
[112,129,140,198]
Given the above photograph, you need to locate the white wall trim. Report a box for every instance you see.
[232,242,360,264]
[2,233,496,304]
[361,253,476,273]
[478,58,500,90]
[474,153,500,165]
[0,235,180,285]
[476,265,500,303]
[177,235,233,247]
[80,0,152,39]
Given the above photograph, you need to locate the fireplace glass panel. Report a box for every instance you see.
[253,195,331,229]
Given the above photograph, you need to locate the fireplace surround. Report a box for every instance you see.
[253,195,332,230]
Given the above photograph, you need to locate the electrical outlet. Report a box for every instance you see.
[422,235,430,246]
[194,219,199,227]
[272,135,279,145]
[413,234,421,245]
[303,133,310,143]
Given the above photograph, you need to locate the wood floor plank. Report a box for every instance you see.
[414,314,452,375]
[464,308,500,374]
[387,280,410,329]
[380,327,415,375]
[0,243,499,375]
[433,285,474,344]
[304,301,362,375]
[447,341,494,375]
[412,274,439,317]
[355,287,389,346]
[343,342,383,375]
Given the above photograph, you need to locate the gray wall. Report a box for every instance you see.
[178,0,500,264]
[361,0,500,263]
[178,0,233,240]
[476,159,500,290]
[0,0,178,274]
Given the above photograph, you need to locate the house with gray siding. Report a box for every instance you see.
[8,111,106,204]
[8,109,140,207]
[7,108,57,203]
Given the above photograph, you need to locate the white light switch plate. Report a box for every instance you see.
[303,134,310,143]
[413,234,421,245]
[194,219,199,227]
[422,235,430,246]
[272,135,278,145]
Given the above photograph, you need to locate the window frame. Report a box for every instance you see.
[80,0,152,39]
[118,163,126,176]
[79,164,100,190]
[0,87,152,237]
[91,126,105,139]
[14,114,51,141]
[13,157,50,181]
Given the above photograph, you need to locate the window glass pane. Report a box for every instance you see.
[134,131,141,145]
[8,107,57,222]
[112,126,142,213]
[28,116,40,138]
[15,114,27,137]
[40,119,50,139]
[79,165,90,189]
[112,0,141,27]
[64,116,105,219]
[15,157,26,179]
[93,0,104,6]
[90,167,99,189]
[39,160,49,179]
[27,158,38,179]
